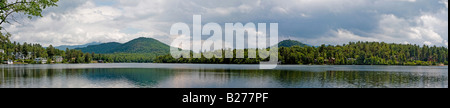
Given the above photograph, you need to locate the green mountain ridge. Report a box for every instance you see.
[278,40,309,47]
[77,37,311,55]
[77,37,170,55]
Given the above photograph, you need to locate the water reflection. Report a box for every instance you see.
[0,64,448,88]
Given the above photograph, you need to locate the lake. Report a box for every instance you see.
[0,64,447,88]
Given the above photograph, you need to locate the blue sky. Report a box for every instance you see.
[3,0,448,47]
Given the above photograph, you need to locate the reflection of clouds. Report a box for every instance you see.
[155,71,280,88]
[156,72,231,88]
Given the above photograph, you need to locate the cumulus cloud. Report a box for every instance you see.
[298,29,380,45]
[2,0,448,48]
[4,0,169,46]
[373,13,447,46]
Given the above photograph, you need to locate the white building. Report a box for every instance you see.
[34,58,48,64]
[53,56,63,63]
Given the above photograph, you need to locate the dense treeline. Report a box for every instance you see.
[92,53,158,63]
[1,34,92,64]
[155,41,448,66]
[154,50,264,64]
[279,42,448,65]
[64,48,93,63]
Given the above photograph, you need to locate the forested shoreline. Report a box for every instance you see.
[1,33,448,66]
[154,41,448,66]
[1,34,92,64]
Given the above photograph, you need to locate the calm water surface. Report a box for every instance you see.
[0,64,447,88]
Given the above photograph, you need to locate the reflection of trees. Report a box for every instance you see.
[182,69,447,88]
[0,68,177,88]
[0,66,64,87]
[1,67,63,79]
[325,71,447,88]
[265,70,447,88]
[0,69,3,85]
[83,68,176,87]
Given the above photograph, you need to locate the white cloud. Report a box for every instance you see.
[364,10,447,46]
[399,0,417,2]
[5,0,169,46]
[424,41,432,45]
[2,0,448,48]
[334,29,380,42]
[302,29,380,45]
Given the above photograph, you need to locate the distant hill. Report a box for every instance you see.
[278,40,309,47]
[55,42,102,50]
[77,42,122,54]
[77,37,170,55]
[77,38,309,55]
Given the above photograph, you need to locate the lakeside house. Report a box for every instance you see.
[34,58,48,64]
[325,57,336,64]
[3,59,13,64]
[13,52,32,60]
[0,49,11,64]
[53,56,63,63]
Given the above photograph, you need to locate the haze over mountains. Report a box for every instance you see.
[55,42,102,50]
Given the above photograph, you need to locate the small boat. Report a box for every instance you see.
[3,60,13,64]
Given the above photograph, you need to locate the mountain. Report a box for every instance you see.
[278,40,309,47]
[77,42,122,54]
[55,42,102,50]
[77,37,170,54]
[78,38,308,54]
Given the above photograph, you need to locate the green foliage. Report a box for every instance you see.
[155,49,264,64]
[23,59,32,63]
[1,0,59,29]
[92,53,159,63]
[84,53,91,63]
[46,45,55,58]
[64,48,90,63]
[46,58,51,64]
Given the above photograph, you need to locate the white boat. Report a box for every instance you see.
[3,60,13,64]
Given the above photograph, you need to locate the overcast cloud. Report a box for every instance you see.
[3,0,448,47]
